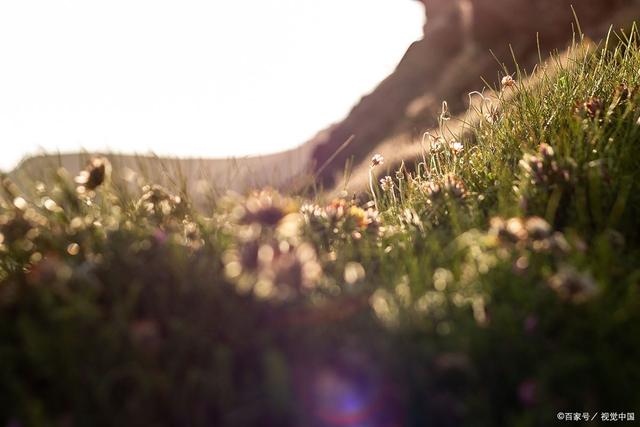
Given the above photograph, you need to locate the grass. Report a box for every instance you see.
[1,27,640,426]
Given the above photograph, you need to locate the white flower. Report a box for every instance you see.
[371,154,384,167]
[429,136,445,154]
[379,176,394,192]
[449,141,464,155]
[501,75,516,88]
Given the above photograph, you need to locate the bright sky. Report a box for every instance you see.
[0,0,423,171]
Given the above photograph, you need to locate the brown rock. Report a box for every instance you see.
[310,0,636,187]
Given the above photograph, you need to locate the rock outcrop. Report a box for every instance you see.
[310,0,637,187]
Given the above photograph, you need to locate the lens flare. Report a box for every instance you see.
[299,365,393,427]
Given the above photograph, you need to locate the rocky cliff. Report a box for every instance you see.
[310,0,637,188]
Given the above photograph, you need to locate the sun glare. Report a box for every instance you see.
[0,0,423,171]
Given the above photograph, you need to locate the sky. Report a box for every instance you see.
[0,0,424,171]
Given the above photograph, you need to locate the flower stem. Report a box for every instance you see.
[369,167,378,210]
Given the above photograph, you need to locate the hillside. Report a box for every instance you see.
[1,26,639,426]
[12,1,640,197]
[9,139,317,201]
[310,0,639,188]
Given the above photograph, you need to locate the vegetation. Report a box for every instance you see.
[2,29,640,426]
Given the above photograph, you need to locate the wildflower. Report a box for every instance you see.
[613,82,634,103]
[520,153,544,183]
[538,142,554,159]
[363,208,383,235]
[265,242,323,295]
[0,212,35,244]
[342,205,382,235]
[347,206,368,229]
[300,203,323,218]
[369,155,384,209]
[575,96,603,120]
[325,199,348,223]
[429,136,445,154]
[505,217,528,241]
[182,220,203,249]
[519,143,572,186]
[75,157,111,192]
[140,185,172,206]
[379,176,394,192]
[524,216,552,240]
[615,83,628,100]
[584,97,603,118]
[420,180,442,204]
[443,174,467,199]
[449,141,464,155]
[489,217,526,244]
[483,104,500,125]
[548,267,598,303]
[400,208,423,231]
[242,190,294,226]
[370,154,384,167]
[138,184,185,219]
[300,203,327,233]
[501,75,516,88]
[491,216,566,253]
[424,181,441,196]
[244,203,284,226]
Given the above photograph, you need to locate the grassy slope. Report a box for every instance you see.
[9,138,317,200]
[1,29,640,426]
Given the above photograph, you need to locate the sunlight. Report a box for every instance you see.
[0,0,423,170]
